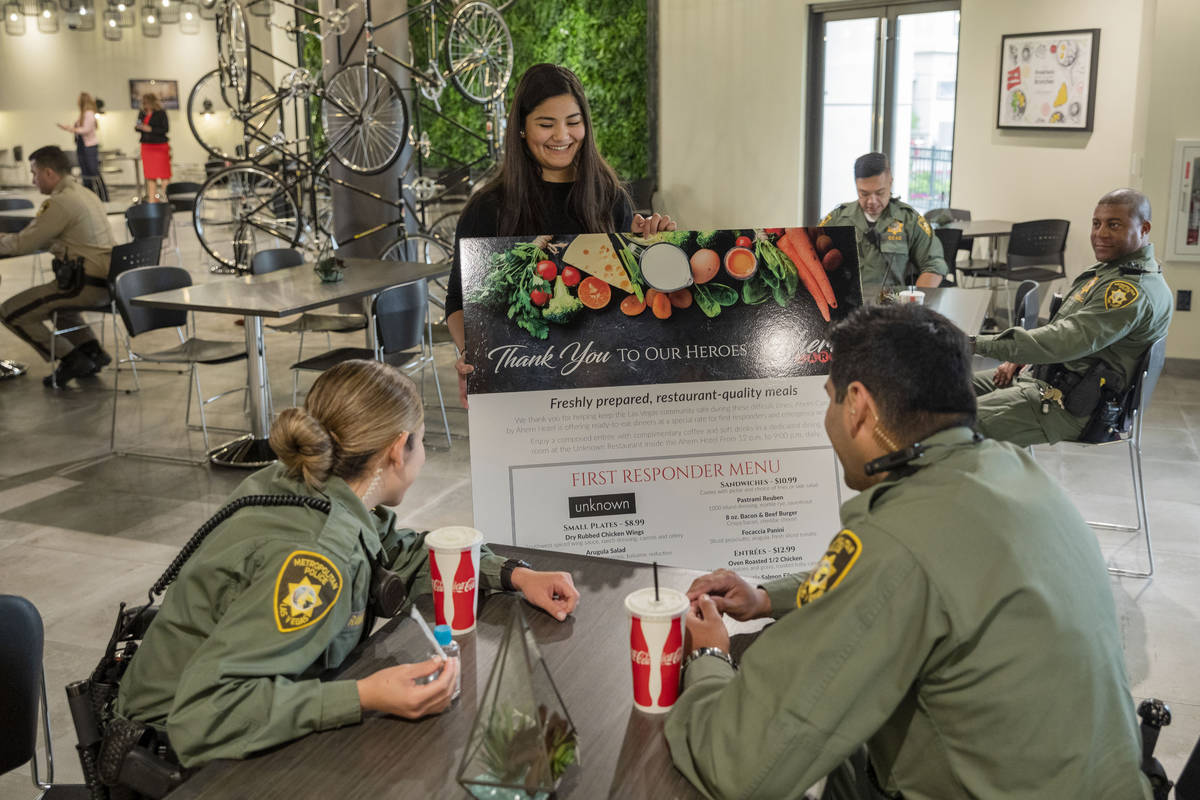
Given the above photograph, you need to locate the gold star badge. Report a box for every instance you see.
[285,576,323,617]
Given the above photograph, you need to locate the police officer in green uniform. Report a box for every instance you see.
[819,152,947,300]
[0,145,115,386]
[665,305,1150,800]
[114,361,580,770]
[972,189,1172,446]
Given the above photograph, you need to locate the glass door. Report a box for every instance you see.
[807,2,960,220]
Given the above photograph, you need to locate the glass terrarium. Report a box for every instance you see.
[314,236,345,282]
[457,606,578,799]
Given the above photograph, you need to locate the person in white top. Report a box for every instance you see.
[57,92,108,201]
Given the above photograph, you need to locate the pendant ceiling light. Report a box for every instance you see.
[155,0,177,24]
[178,0,197,32]
[101,5,120,37]
[37,0,59,32]
[3,2,26,34]
[139,0,158,35]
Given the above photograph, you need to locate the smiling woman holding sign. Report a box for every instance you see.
[112,360,577,773]
[445,63,676,406]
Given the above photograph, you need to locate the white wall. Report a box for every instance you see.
[950,0,1154,283]
[0,19,220,175]
[1142,0,1200,360]
[658,0,810,230]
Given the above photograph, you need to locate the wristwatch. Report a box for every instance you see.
[682,646,737,679]
[500,558,532,591]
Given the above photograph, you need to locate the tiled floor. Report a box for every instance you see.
[1,212,1197,796]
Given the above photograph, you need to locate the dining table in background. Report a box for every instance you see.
[165,545,771,800]
[132,257,450,467]
[921,285,992,335]
[942,219,1013,267]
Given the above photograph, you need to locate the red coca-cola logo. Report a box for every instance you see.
[452,577,476,594]
[431,578,445,593]
[630,649,651,666]
[661,648,683,666]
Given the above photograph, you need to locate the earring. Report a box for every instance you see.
[519,130,525,137]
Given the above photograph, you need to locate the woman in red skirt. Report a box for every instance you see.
[136,93,170,202]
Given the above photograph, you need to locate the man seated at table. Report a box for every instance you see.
[0,145,115,387]
[665,304,1150,800]
[971,189,1172,446]
[819,152,947,299]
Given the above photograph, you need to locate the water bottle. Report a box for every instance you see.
[434,623,461,701]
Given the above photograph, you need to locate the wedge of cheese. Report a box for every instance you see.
[562,234,634,293]
[1054,82,1067,107]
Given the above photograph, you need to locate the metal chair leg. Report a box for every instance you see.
[191,364,212,451]
[1089,411,1153,578]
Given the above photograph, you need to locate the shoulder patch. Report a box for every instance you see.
[37,200,51,216]
[1073,275,1100,302]
[819,211,834,226]
[797,529,863,607]
[916,215,932,237]
[1104,280,1139,310]
[273,550,343,633]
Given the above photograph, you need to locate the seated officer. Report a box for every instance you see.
[0,145,115,387]
[972,189,1172,446]
[820,152,947,299]
[665,304,1150,800]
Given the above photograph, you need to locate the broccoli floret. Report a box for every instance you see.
[542,276,584,324]
[695,230,720,248]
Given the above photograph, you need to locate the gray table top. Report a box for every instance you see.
[922,286,992,334]
[167,545,767,800]
[0,200,130,217]
[132,258,451,318]
[942,219,1013,238]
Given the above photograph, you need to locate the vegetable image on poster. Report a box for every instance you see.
[461,227,864,577]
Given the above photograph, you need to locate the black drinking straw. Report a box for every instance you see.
[653,561,660,602]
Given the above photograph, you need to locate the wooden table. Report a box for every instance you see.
[922,286,992,334]
[166,545,767,800]
[132,257,450,467]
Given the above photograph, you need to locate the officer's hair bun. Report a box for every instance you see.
[268,360,424,491]
[271,407,335,488]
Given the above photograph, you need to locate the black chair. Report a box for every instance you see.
[291,279,450,447]
[995,219,1070,285]
[927,207,974,261]
[125,202,180,264]
[1062,336,1167,578]
[0,197,34,211]
[1012,280,1038,330]
[165,181,201,213]
[48,236,163,388]
[932,226,963,286]
[0,594,87,797]
[112,266,248,460]
[252,248,368,358]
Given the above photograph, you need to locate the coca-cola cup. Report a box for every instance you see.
[624,587,690,713]
[425,526,484,634]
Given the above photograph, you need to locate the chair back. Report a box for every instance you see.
[107,236,163,288]
[250,248,304,275]
[1128,336,1168,426]
[125,203,172,240]
[1048,292,1064,320]
[1013,280,1039,329]
[0,217,30,233]
[0,595,44,775]
[114,265,191,336]
[933,226,963,284]
[0,197,34,210]
[165,182,202,213]
[1007,219,1070,268]
[373,280,428,356]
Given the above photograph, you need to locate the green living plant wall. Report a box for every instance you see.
[418,0,649,180]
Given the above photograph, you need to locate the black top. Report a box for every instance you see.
[445,179,633,316]
[138,110,169,144]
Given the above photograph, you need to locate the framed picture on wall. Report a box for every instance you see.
[996,29,1100,131]
[128,79,180,110]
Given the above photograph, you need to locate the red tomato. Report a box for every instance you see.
[763,227,784,235]
[734,235,752,249]
[530,289,550,307]
[561,266,581,287]
[536,260,557,281]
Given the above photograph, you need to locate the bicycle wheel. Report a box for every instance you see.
[187,68,281,162]
[379,232,452,321]
[194,165,301,269]
[445,1,513,104]
[428,210,460,245]
[322,63,408,175]
[217,0,251,107]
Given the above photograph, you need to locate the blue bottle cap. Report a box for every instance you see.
[434,624,453,646]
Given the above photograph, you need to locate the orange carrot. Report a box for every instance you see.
[785,227,838,309]
[776,233,830,322]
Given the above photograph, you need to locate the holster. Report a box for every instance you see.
[98,718,186,799]
[1037,361,1124,418]
[52,255,86,293]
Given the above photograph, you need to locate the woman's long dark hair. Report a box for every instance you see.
[474,64,630,235]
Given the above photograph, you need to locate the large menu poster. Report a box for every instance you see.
[462,227,863,578]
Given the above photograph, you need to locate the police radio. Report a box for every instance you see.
[863,431,984,476]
